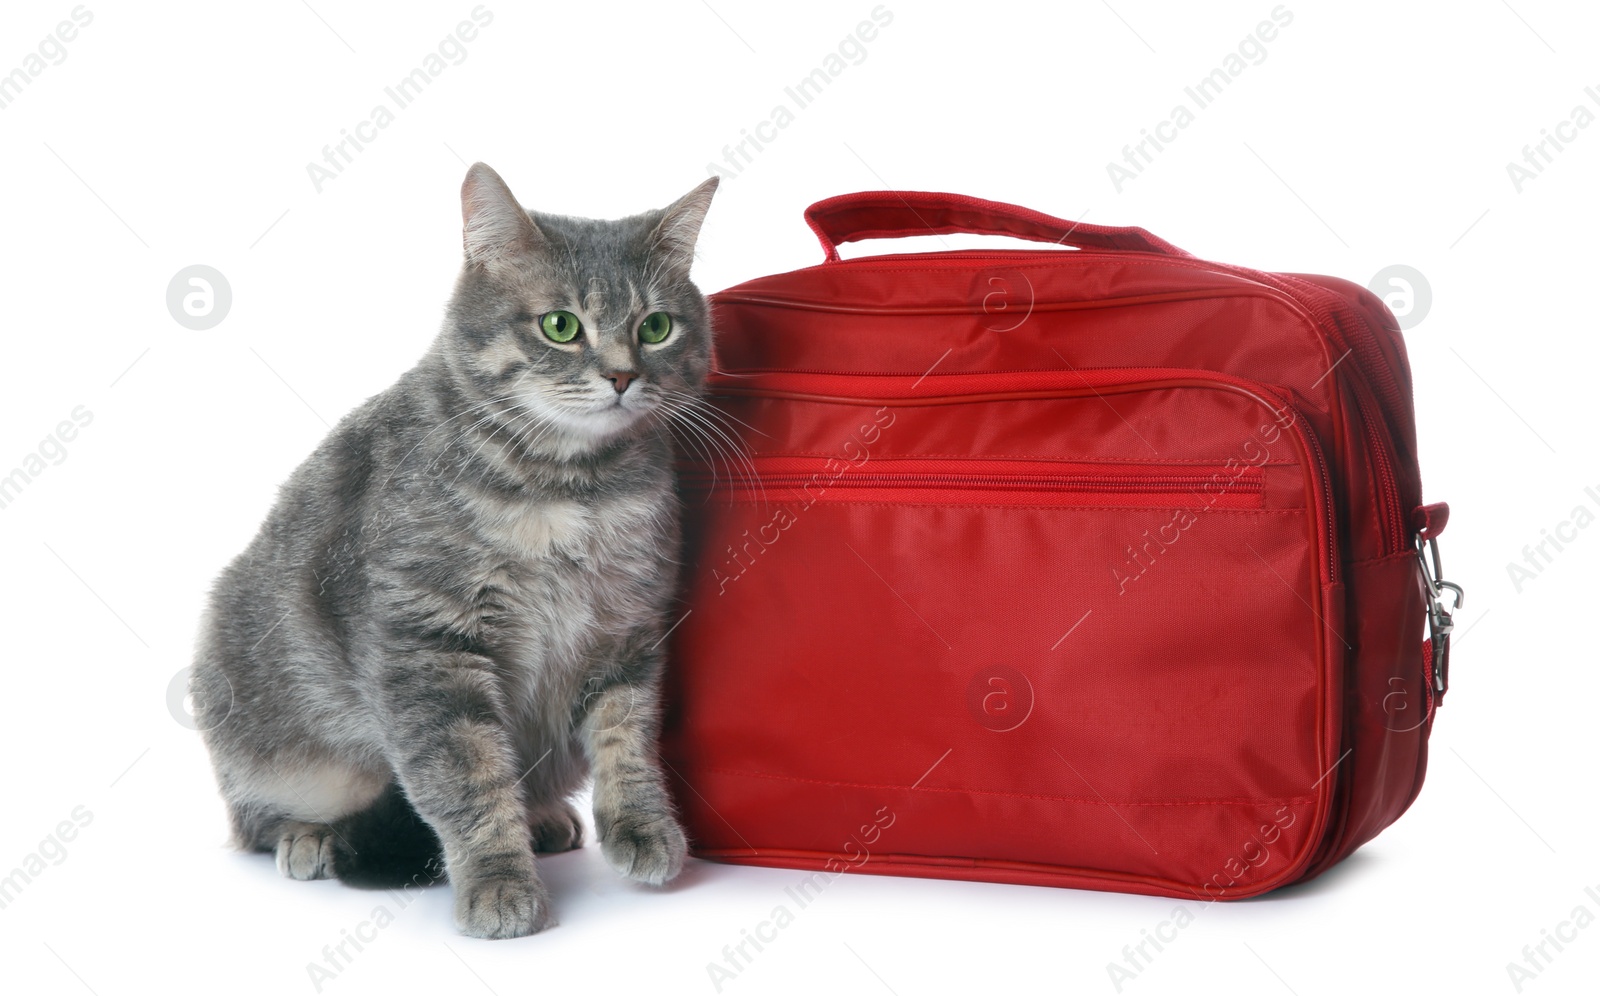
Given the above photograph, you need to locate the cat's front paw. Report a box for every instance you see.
[454,871,554,939]
[274,824,337,881]
[599,810,687,886]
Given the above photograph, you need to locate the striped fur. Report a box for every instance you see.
[191,164,718,938]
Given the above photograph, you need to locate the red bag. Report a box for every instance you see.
[660,191,1459,899]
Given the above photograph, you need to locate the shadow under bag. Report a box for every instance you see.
[660,191,1458,899]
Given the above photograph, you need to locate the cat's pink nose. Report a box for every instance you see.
[607,372,636,394]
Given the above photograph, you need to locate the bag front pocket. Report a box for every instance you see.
[664,370,1343,899]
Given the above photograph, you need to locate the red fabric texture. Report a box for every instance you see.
[661,191,1441,900]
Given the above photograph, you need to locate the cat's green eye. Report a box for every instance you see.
[540,311,582,343]
[638,311,673,344]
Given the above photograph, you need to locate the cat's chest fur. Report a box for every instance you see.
[450,477,674,777]
[477,494,596,566]
[460,474,674,666]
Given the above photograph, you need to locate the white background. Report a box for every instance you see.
[1,1,1596,994]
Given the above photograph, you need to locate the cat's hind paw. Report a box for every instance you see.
[529,800,584,853]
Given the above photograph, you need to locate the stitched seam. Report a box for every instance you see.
[687,500,1303,514]
[697,452,1298,467]
[715,261,1283,298]
[713,366,1283,381]
[1346,550,1423,567]
[700,766,1318,808]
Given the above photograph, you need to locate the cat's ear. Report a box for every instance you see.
[647,177,719,275]
[461,162,546,273]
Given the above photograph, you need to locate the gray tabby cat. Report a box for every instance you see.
[190,163,719,938]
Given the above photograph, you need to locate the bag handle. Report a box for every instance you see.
[804,190,1189,262]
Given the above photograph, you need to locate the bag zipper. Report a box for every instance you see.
[746,246,1410,439]
[719,250,1412,555]
[1348,378,1404,553]
[695,368,1339,584]
[799,248,1411,447]
[682,465,1266,510]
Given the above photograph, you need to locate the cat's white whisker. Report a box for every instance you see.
[379,378,536,490]
[661,396,765,507]
[661,393,765,506]
[660,404,722,502]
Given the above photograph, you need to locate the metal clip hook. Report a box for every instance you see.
[1416,536,1462,692]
